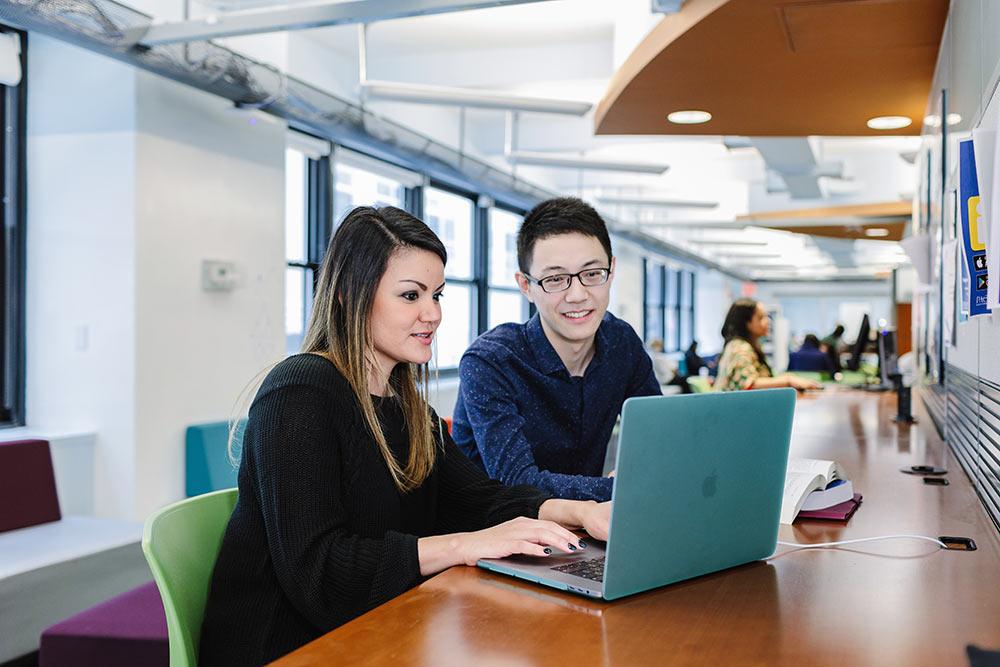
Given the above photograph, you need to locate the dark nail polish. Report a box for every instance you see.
[579,540,587,549]
[544,548,552,555]
[568,544,577,550]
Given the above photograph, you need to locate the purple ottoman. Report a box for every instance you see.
[39,581,168,667]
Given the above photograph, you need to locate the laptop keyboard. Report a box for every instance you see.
[551,556,605,582]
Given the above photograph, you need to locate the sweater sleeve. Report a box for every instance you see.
[458,352,614,501]
[433,416,551,535]
[247,381,423,630]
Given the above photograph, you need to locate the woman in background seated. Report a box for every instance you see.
[200,207,609,666]
[715,298,821,392]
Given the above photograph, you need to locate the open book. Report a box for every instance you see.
[780,458,851,524]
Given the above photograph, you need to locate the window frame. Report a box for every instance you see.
[0,29,26,428]
[484,202,527,333]
[425,180,480,374]
[643,262,697,353]
[642,259,666,344]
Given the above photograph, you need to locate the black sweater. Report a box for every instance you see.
[199,354,549,666]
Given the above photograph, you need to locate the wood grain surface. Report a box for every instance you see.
[273,390,1000,666]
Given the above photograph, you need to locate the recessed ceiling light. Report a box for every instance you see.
[667,110,712,124]
[865,227,891,237]
[923,115,941,128]
[947,113,962,126]
[867,116,912,130]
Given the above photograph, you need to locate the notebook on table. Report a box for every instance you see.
[478,389,797,600]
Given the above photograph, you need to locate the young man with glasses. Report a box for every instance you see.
[452,197,660,501]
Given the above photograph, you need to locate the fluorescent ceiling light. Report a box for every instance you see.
[867,116,912,130]
[865,228,891,237]
[923,113,962,128]
[716,252,783,259]
[361,80,592,116]
[597,195,718,209]
[686,239,768,246]
[667,110,712,125]
[507,151,669,174]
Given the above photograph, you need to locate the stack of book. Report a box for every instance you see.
[780,458,862,524]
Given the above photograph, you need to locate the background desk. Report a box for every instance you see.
[273,390,1000,666]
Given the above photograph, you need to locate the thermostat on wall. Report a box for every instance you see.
[202,260,239,291]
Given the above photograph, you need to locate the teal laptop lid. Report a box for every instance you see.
[603,388,795,600]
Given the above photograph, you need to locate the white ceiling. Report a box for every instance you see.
[187,0,918,280]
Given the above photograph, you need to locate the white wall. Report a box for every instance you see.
[694,270,737,355]
[609,236,644,333]
[21,35,286,520]
[24,36,139,519]
[132,74,286,521]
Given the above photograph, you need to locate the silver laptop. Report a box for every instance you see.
[478,388,796,600]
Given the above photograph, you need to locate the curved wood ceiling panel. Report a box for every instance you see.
[595,0,948,136]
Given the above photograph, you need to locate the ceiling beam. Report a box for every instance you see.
[596,195,719,209]
[137,0,553,46]
[508,151,670,174]
[362,80,591,115]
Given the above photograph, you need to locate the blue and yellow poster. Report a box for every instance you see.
[959,139,991,317]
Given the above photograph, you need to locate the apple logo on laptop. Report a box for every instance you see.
[702,470,718,498]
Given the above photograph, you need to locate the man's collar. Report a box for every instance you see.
[526,312,611,376]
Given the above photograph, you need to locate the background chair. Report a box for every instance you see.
[0,439,148,663]
[185,421,242,497]
[142,488,237,667]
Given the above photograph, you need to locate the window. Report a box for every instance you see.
[679,270,694,350]
[296,144,525,373]
[0,31,25,428]
[284,147,311,355]
[643,260,665,344]
[487,208,526,329]
[424,187,476,369]
[333,162,405,223]
[643,263,697,352]
[665,269,679,351]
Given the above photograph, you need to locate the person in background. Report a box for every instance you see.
[715,298,821,392]
[648,338,692,394]
[199,207,610,666]
[685,340,705,377]
[451,197,660,502]
[787,333,833,373]
[821,324,846,373]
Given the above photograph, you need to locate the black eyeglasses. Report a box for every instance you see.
[524,267,611,293]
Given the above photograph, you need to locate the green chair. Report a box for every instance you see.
[687,376,714,393]
[142,488,237,667]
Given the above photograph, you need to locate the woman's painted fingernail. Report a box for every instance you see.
[579,540,587,548]
[544,548,553,555]
[568,544,577,550]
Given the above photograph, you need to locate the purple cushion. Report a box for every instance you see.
[39,582,168,667]
[0,439,61,533]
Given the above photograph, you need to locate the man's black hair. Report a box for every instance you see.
[516,197,613,274]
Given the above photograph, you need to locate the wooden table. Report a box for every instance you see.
[273,390,1000,666]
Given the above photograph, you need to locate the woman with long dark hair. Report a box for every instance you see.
[199,206,609,665]
[715,298,820,392]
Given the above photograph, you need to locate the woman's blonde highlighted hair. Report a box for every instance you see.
[299,205,446,492]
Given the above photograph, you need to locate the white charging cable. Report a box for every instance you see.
[775,534,948,551]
